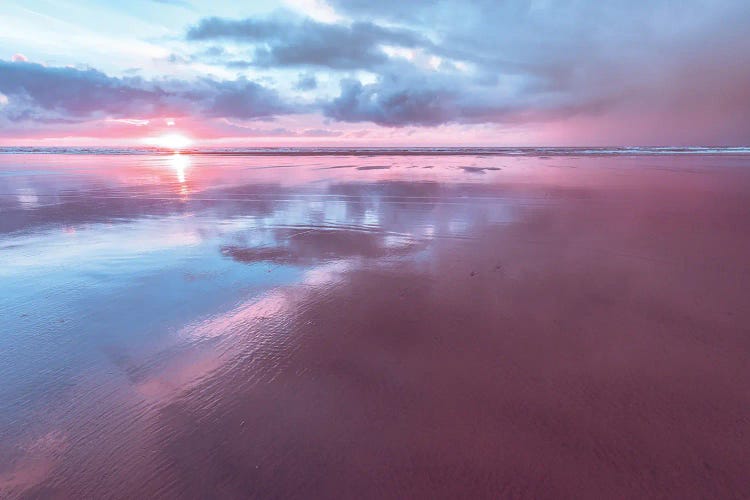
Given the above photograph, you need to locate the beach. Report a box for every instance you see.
[1,150,749,498]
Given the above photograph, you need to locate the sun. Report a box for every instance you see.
[144,133,193,150]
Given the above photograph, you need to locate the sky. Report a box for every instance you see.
[0,0,749,146]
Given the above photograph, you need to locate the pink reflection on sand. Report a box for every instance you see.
[0,431,68,497]
[135,352,225,401]
[134,261,351,403]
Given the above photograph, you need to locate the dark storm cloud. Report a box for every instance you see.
[186,14,427,69]
[0,60,293,123]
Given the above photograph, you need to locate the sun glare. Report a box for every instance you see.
[144,133,193,150]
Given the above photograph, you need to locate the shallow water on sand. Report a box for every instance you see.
[1,152,750,498]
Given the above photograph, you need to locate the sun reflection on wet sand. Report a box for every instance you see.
[171,153,188,184]
[168,152,190,199]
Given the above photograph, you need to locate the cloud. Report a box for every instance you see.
[218,119,342,137]
[325,78,457,127]
[313,0,750,142]
[6,1,750,144]
[11,54,28,63]
[107,118,151,126]
[322,61,555,127]
[0,60,293,124]
[0,60,169,120]
[295,73,317,91]
[200,78,291,118]
[186,13,427,69]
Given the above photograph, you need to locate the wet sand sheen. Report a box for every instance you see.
[1,153,750,498]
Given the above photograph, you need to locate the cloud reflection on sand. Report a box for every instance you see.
[2,153,512,477]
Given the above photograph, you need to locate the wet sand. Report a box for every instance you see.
[1,152,750,498]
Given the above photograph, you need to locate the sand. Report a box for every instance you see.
[1,152,749,498]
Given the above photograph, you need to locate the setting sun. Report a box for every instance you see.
[144,133,193,150]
